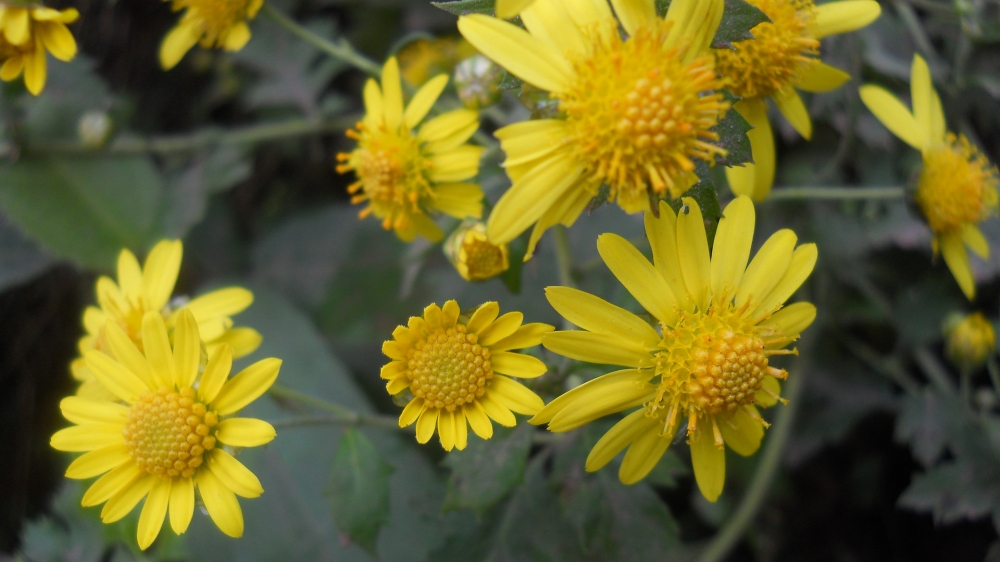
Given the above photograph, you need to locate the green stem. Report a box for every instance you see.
[5,116,357,157]
[697,335,813,562]
[268,383,402,431]
[261,4,381,76]
[913,346,956,395]
[553,225,575,289]
[766,186,905,201]
[987,357,1000,402]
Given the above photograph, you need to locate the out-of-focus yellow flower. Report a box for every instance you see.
[459,0,729,259]
[381,300,553,451]
[160,0,262,69]
[861,55,999,300]
[944,312,996,372]
[534,196,817,502]
[495,0,535,19]
[717,0,881,201]
[337,57,485,243]
[73,240,262,401]
[51,310,280,549]
[0,4,78,95]
[445,221,510,281]
[397,37,476,87]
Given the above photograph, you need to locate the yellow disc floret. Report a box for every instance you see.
[714,0,819,99]
[916,133,1000,235]
[558,20,729,205]
[407,324,493,411]
[123,387,219,479]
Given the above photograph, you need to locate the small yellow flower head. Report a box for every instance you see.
[51,309,281,550]
[0,4,79,95]
[944,312,997,372]
[534,196,818,502]
[381,300,553,451]
[73,240,262,401]
[720,0,881,202]
[861,55,999,299]
[337,57,485,243]
[459,0,731,259]
[160,0,262,70]
[445,221,510,281]
[397,37,476,87]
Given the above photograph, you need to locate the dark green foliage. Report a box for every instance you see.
[328,428,394,554]
[710,93,755,167]
[432,0,496,16]
[443,425,534,511]
[713,0,771,49]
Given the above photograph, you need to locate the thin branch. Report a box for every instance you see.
[262,4,382,76]
[766,186,905,201]
[268,383,402,431]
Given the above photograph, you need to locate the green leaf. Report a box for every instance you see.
[329,428,394,554]
[432,0,496,16]
[443,424,534,511]
[0,155,164,269]
[710,95,754,167]
[0,212,55,293]
[894,389,952,467]
[500,232,528,294]
[655,0,671,17]
[712,0,771,50]
[898,460,1000,524]
[667,164,723,248]
[497,71,523,91]
[159,146,252,239]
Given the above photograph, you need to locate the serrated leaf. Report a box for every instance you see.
[667,164,723,247]
[894,389,952,467]
[498,71,523,91]
[443,424,534,511]
[432,0,496,16]
[898,461,1000,524]
[712,0,771,50]
[710,98,754,167]
[328,429,394,554]
[655,0,671,16]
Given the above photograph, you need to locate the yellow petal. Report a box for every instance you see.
[488,375,544,415]
[65,444,131,479]
[755,376,781,407]
[429,145,484,183]
[457,14,572,93]
[169,476,194,535]
[610,0,656,36]
[116,249,143,299]
[137,478,171,550]
[910,54,940,144]
[455,411,469,450]
[689,426,725,502]
[726,98,775,201]
[531,369,652,425]
[141,311,176,388]
[362,78,384,128]
[542,331,651,368]
[438,409,457,451]
[223,21,251,52]
[3,8,30,45]
[719,408,764,457]
[419,109,478,146]
[597,233,678,325]
[812,0,882,39]
[496,0,536,18]
[442,299,461,327]
[381,57,404,130]
[774,85,812,139]
[415,408,439,443]
[81,462,143,507]
[399,398,426,427]
[940,231,975,299]
[585,408,657,471]
[710,196,755,305]
[210,327,261,359]
[491,352,547,378]
[544,286,660,347]
[207,448,264,498]
[172,309,200,389]
[547,381,652,432]
[467,302,500,334]
[38,21,77,61]
[212,358,281,415]
[196,467,244,538]
[644,201,695,311]
[160,21,201,69]
[962,224,989,259]
[619,427,671,485]
[761,301,817,338]
[464,402,494,439]
[60,396,127,425]
[496,118,570,170]
[102,474,155,523]
[142,240,182,312]
[215,418,277,447]
[521,0,586,54]
[489,323,555,352]
[0,55,24,81]
[84,349,150,403]
[479,311,524,346]
[859,85,927,150]
[666,0,724,57]
[675,198,712,312]
[404,74,449,129]
[22,42,46,95]
[795,62,851,93]
[737,229,797,309]
[754,243,818,316]
[198,344,233,404]
[479,395,516,427]
[51,423,123,452]
[184,287,253,322]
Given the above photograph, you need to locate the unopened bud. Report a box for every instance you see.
[77,111,113,148]
[454,55,503,109]
[944,312,996,372]
[444,220,509,282]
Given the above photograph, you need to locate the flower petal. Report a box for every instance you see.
[457,14,572,93]
[812,0,882,39]
[689,427,725,502]
[212,358,281,416]
[547,382,653,432]
[910,55,944,144]
[141,311,176,388]
[726,98,774,201]
[215,418,277,448]
[644,201,695,311]
[794,62,850,93]
[496,0,536,18]
[60,396,128,425]
[545,286,660,347]
[65,443,131,479]
[754,243,818,316]
[773,85,812,139]
[169,476,195,535]
[597,233,678,325]
[940,231,975,299]
[82,462,143,507]
[610,0,656,36]
[173,309,201,389]
[619,427,671,485]
[479,395,516,427]
[465,402,494,439]
[142,240,182,311]
[761,302,817,338]
[479,311,524,346]
[711,196,755,305]
[38,21,77,61]
[438,409,457,451]
[207,448,264,498]
[859,85,927,150]
[543,331,651,368]
[489,323,555,352]
[137,478,171,550]
[183,287,253,323]
[586,409,657,471]
[719,408,764,457]
[531,369,652,425]
[675,198,712,311]
[197,467,244,538]
[737,229,797,309]
[102,474,156,523]
[467,301,500,334]
[381,57,404,130]
[488,375,544,415]
[160,20,200,70]
[962,224,989,259]
[416,408,439,443]
[85,349,150,403]
[491,352,548,378]
[521,0,586,54]
[399,398,426,428]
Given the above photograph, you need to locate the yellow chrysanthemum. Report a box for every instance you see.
[160,0,262,69]
[381,300,553,451]
[445,220,510,281]
[51,309,281,550]
[458,0,730,259]
[944,312,996,372]
[532,196,817,501]
[718,0,881,201]
[860,55,999,300]
[72,240,262,402]
[0,4,78,95]
[337,57,485,243]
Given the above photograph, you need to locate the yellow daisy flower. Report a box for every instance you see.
[716,0,881,201]
[0,4,78,95]
[160,0,262,70]
[532,196,817,501]
[73,240,262,402]
[458,0,730,259]
[444,220,510,282]
[381,300,553,451]
[337,57,485,243]
[51,309,281,549]
[944,312,996,372]
[860,55,999,300]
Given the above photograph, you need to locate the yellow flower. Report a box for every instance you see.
[459,0,730,259]
[860,55,999,300]
[337,57,485,243]
[382,300,553,451]
[445,220,510,281]
[160,0,262,69]
[533,196,817,501]
[495,0,535,19]
[0,4,78,95]
[397,37,476,87]
[51,309,281,549]
[944,312,996,372]
[717,0,881,201]
[72,240,262,402]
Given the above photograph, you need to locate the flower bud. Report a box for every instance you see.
[444,220,509,282]
[77,111,113,148]
[453,55,503,109]
[944,312,996,372]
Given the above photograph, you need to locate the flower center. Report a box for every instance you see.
[338,126,433,231]
[174,0,256,40]
[462,236,508,280]
[651,305,771,426]
[123,387,219,479]
[406,324,492,411]
[558,19,728,205]
[714,0,819,99]
[916,134,1000,234]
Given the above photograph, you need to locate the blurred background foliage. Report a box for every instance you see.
[3,0,1000,560]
